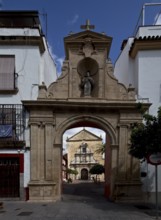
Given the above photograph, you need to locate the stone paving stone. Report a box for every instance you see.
[0,182,160,220]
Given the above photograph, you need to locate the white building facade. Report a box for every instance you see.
[0,11,57,200]
[114,22,161,204]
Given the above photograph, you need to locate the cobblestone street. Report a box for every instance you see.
[0,181,160,220]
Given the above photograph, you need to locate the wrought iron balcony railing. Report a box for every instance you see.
[0,104,25,148]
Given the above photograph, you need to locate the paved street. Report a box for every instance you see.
[0,181,160,220]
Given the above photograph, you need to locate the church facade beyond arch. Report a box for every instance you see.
[23,21,150,202]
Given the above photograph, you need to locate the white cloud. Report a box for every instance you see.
[67,14,79,25]
[47,42,64,76]
[56,57,64,74]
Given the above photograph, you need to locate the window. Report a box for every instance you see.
[0,104,25,144]
[0,55,17,93]
[82,146,86,153]
[81,143,87,153]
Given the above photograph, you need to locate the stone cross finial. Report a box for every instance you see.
[80,19,95,30]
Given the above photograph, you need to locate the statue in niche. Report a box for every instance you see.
[81,71,94,96]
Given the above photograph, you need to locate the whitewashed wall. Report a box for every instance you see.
[0,27,57,103]
[0,27,57,195]
[114,25,161,203]
[114,38,134,88]
[137,50,161,115]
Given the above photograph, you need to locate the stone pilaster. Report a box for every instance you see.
[53,143,62,199]
[29,122,39,181]
[45,123,54,180]
[115,123,142,202]
[39,122,45,181]
[28,121,56,202]
[104,136,111,197]
[110,144,119,199]
[98,69,104,98]
[117,124,128,180]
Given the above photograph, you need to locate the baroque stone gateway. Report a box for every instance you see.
[23,21,150,202]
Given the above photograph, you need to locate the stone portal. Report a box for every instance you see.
[23,21,150,202]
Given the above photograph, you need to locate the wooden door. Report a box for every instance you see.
[81,168,88,180]
[0,157,19,197]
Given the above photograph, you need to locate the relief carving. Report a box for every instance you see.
[83,39,94,57]
[107,59,115,77]
[119,86,128,100]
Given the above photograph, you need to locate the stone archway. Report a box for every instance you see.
[23,23,150,202]
[53,114,116,200]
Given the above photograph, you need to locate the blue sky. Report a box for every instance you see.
[1,0,161,147]
[1,0,161,74]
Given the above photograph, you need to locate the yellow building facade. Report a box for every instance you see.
[66,129,104,181]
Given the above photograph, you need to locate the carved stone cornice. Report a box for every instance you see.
[23,99,151,111]
[28,121,55,127]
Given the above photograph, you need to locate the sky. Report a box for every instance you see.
[1,0,161,149]
[1,0,161,73]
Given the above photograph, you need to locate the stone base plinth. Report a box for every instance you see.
[114,181,143,203]
[28,181,57,202]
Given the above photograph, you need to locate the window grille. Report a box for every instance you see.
[0,104,25,147]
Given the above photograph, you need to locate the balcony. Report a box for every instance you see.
[0,104,25,149]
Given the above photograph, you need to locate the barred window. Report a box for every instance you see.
[0,104,25,142]
[0,55,15,91]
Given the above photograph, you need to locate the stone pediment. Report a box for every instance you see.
[38,29,136,102]
[64,30,112,43]
[67,129,102,142]
[64,30,112,59]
